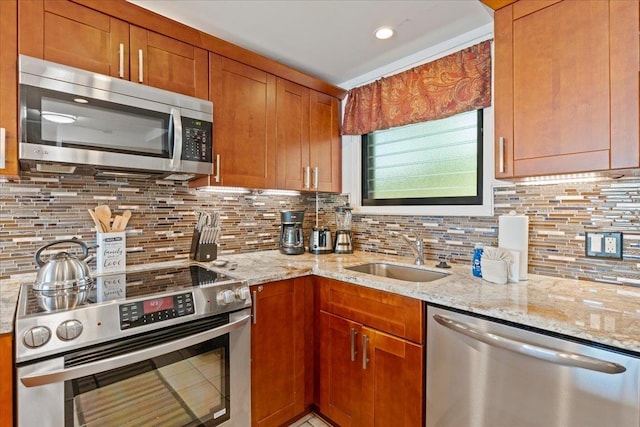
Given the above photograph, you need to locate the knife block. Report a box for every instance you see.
[190,229,217,262]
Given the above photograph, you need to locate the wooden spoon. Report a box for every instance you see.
[112,215,123,232]
[94,205,112,232]
[119,210,132,230]
[87,209,104,232]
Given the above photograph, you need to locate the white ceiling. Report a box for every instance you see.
[129,0,493,88]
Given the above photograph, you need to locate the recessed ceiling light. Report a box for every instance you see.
[375,27,394,40]
[73,98,89,104]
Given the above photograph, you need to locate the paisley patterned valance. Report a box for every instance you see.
[342,40,492,135]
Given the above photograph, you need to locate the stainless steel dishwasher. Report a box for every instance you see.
[426,306,640,427]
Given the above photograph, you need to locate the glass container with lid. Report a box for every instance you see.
[335,203,353,232]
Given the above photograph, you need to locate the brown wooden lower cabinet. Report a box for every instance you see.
[0,332,14,427]
[318,311,363,426]
[318,311,424,426]
[250,277,314,427]
[317,278,425,426]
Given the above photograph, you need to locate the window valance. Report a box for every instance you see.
[342,40,492,135]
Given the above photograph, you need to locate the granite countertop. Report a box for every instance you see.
[2,250,639,354]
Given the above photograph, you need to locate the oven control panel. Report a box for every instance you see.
[119,292,195,330]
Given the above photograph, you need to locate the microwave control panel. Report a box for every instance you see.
[182,117,212,162]
[119,292,195,330]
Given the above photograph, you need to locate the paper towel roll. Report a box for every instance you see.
[498,211,529,280]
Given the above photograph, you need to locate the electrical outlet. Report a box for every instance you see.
[585,232,623,259]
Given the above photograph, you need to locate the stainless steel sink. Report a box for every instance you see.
[345,263,449,283]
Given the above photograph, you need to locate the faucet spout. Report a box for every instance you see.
[401,234,424,265]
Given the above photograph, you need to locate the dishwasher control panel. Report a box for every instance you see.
[119,292,195,330]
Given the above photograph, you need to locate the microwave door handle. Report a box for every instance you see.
[169,108,183,170]
[20,313,251,387]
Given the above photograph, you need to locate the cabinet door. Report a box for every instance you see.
[210,53,276,188]
[0,333,13,427]
[20,0,129,79]
[0,0,19,177]
[361,327,424,426]
[130,26,208,99]
[251,278,310,427]
[318,311,363,427]
[494,0,639,177]
[309,91,341,193]
[319,278,424,344]
[275,78,310,191]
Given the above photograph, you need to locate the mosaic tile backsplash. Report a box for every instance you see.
[1,173,639,286]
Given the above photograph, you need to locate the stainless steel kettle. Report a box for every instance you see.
[33,239,93,311]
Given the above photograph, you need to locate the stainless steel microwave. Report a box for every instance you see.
[18,55,213,180]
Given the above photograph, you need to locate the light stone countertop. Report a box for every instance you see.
[2,251,639,355]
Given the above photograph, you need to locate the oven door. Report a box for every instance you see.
[17,309,251,427]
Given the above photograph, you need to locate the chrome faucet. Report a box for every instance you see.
[401,234,424,265]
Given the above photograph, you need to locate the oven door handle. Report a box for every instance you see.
[20,313,251,387]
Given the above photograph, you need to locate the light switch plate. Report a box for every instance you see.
[585,232,623,259]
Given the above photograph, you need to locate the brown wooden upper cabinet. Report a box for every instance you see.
[19,0,208,99]
[209,53,277,189]
[276,79,342,193]
[494,0,639,178]
[210,54,342,192]
[0,0,19,178]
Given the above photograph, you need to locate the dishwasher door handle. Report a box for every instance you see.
[433,314,626,374]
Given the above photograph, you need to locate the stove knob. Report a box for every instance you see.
[235,286,251,301]
[57,320,84,341]
[24,326,51,348]
[217,289,236,305]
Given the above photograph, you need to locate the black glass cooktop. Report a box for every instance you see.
[22,264,235,316]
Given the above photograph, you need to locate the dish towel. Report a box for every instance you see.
[480,247,513,284]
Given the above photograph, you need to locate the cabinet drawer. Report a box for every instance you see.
[318,278,423,344]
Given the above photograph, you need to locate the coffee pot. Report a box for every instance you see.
[279,210,305,255]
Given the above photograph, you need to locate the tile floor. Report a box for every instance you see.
[288,412,332,427]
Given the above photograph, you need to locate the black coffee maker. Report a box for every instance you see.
[279,210,305,255]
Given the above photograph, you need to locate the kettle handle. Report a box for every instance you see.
[34,239,89,267]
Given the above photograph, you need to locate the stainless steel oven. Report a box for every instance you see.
[16,265,251,427]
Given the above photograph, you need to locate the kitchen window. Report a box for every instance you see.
[342,107,494,217]
[361,109,483,206]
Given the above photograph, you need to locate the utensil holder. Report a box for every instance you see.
[96,231,126,273]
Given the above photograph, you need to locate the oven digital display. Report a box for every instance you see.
[143,296,174,314]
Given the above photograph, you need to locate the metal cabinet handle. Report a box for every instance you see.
[362,334,369,370]
[498,136,505,173]
[20,314,251,387]
[313,166,319,189]
[214,154,221,183]
[304,166,310,189]
[252,290,258,324]
[350,328,358,362]
[433,314,626,374]
[138,49,144,83]
[118,43,124,78]
[0,128,5,169]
